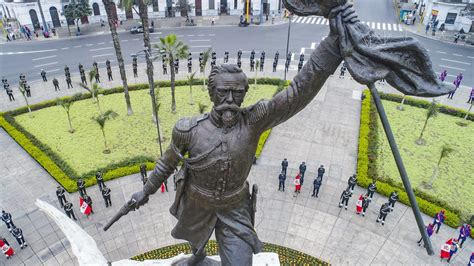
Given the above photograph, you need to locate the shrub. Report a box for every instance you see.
[255,129,271,158]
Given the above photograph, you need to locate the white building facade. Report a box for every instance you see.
[421,0,473,31]
[0,0,282,30]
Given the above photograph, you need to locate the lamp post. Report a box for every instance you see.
[132,50,163,156]
[284,13,292,81]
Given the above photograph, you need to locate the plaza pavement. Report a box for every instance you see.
[0,62,473,265]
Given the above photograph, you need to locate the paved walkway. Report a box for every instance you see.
[402,21,474,48]
[0,64,473,265]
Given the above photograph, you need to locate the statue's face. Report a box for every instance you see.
[211,72,248,127]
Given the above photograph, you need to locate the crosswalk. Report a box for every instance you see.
[291,16,404,32]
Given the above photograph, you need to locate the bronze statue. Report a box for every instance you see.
[105,2,450,264]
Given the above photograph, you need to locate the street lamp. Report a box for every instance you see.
[132,50,163,156]
[284,13,292,81]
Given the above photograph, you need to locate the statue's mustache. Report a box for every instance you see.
[214,104,242,113]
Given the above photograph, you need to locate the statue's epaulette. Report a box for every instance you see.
[173,114,209,146]
[248,100,269,125]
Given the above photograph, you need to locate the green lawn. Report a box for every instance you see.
[375,100,474,218]
[15,85,277,176]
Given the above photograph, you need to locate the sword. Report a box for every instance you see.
[103,199,136,231]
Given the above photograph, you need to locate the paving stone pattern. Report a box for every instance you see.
[0,65,473,265]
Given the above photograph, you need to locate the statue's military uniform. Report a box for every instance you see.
[143,35,342,264]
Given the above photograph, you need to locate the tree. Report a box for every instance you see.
[63,0,92,35]
[416,100,438,145]
[201,49,211,90]
[175,0,194,16]
[93,110,118,153]
[103,0,133,115]
[396,95,407,111]
[18,81,31,113]
[57,93,82,133]
[79,70,102,114]
[187,72,197,105]
[424,145,454,189]
[154,34,189,113]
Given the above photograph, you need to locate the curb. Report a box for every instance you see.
[402,25,474,49]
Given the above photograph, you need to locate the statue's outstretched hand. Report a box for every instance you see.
[328,3,360,36]
[130,191,149,209]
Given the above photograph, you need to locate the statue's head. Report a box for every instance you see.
[208,65,249,127]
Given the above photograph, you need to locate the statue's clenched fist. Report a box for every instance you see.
[130,191,149,209]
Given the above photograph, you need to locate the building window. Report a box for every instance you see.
[92,3,100,16]
[445,12,457,24]
[209,0,214,10]
[234,0,237,9]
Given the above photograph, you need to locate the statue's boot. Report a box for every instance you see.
[174,250,219,266]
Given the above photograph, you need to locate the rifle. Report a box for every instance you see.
[250,184,258,227]
[103,199,136,231]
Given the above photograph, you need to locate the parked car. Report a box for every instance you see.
[130,25,154,34]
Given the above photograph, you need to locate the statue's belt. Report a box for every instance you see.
[188,182,248,208]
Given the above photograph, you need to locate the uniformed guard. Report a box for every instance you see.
[367,181,377,201]
[140,163,148,185]
[259,58,264,72]
[95,171,105,190]
[40,69,47,82]
[93,61,98,72]
[224,51,229,63]
[95,70,101,83]
[285,53,291,72]
[299,162,307,182]
[250,49,255,61]
[281,158,288,176]
[376,202,391,225]
[101,185,112,208]
[24,83,31,97]
[298,60,303,72]
[311,176,322,197]
[237,58,242,68]
[63,201,77,220]
[6,85,14,101]
[133,57,138,78]
[64,65,70,77]
[66,76,73,88]
[19,73,26,82]
[260,51,265,65]
[278,172,286,191]
[78,63,84,73]
[317,165,325,180]
[339,61,347,78]
[299,53,304,62]
[274,51,279,63]
[11,227,27,249]
[188,52,192,61]
[211,58,216,69]
[1,210,15,232]
[361,194,370,216]
[84,194,94,214]
[339,188,351,210]
[250,59,255,71]
[52,78,60,91]
[272,60,277,72]
[175,58,179,73]
[347,174,357,194]
[199,52,204,72]
[388,191,399,208]
[77,178,87,197]
[56,186,66,208]
[211,51,217,61]
[163,62,168,75]
[188,59,192,73]
[107,67,113,81]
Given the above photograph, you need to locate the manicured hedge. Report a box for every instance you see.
[358,90,472,237]
[0,78,283,192]
[132,240,328,265]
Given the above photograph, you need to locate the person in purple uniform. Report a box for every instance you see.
[468,87,474,104]
[417,223,434,247]
[439,70,447,82]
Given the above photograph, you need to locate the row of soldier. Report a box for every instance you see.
[1,210,28,260]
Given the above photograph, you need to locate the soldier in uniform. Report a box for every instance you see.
[211,51,216,61]
[1,211,15,232]
[101,185,112,208]
[211,58,216,69]
[66,75,73,88]
[175,58,179,74]
[339,188,351,210]
[273,60,277,72]
[188,59,193,73]
[95,171,105,190]
[56,186,66,208]
[367,180,377,201]
[52,77,60,91]
[388,191,398,208]
[199,52,204,72]
[64,65,70,77]
[376,202,391,225]
[24,83,31,97]
[278,172,286,191]
[317,165,325,180]
[224,51,229,63]
[260,51,265,72]
[126,8,358,263]
[78,63,84,74]
[274,51,279,64]
[63,201,77,220]
[339,61,347,78]
[311,176,322,197]
[250,59,255,71]
[347,174,357,194]
[285,53,291,72]
[84,194,94,214]
[93,61,98,72]
[237,57,242,69]
[11,227,27,249]
[163,63,168,75]
[19,73,26,82]
[80,69,87,84]
[299,162,307,183]
[237,49,242,61]
[40,69,47,82]
[106,60,113,81]
[6,85,14,101]
[95,70,101,83]
[250,49,255,61]
[140,163,148,185]
[281,158,288,176]
[77,178,87,197]
[132,57,138,78]
[298,60,304,72]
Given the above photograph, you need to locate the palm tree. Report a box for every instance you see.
[57,93,82,133]
[187,72,197,105]
[416,100,438,145]
[93,110,118,154]
[425,145,454,188]
[18,81,31,113]
[201,49,211,90]
[103,0,133,115]
[79,74,102,114]
[154,34,189,113]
